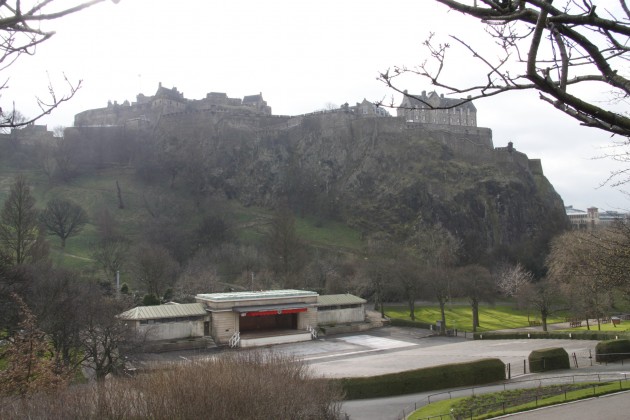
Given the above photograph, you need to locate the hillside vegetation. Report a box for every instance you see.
[0,112,568,299]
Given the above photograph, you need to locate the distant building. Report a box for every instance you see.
[0,123,55,146]
[397,90,476,127]
[565,206,628,229]
[351,99,391,117]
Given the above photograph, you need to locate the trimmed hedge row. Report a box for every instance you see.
[596,339,630,363]
[474,330,630,341]
[528,347,570,372]
[337,358,505,400]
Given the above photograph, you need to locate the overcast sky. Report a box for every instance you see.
[7,0,629,211]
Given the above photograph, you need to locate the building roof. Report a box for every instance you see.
[196,289,318,302]
[118,303,207,320]
[400,90,476,111]
[565,205,586,215]
[317,294,366,306]
[243,94,263,104]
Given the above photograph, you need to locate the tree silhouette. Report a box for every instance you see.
[0,176,40,265]
[40,198,88,248]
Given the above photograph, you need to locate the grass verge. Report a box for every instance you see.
[410,380,630,419]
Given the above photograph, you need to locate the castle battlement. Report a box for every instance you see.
[74,84,272,127]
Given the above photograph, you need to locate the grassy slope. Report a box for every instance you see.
[0,164,364,272]
[385,303,568,332]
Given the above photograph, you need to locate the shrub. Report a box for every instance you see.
[0,351,344,419]
[142,294,160,306]
[595,339,630,363]
[337,358,505,399]
[528,348,570,372]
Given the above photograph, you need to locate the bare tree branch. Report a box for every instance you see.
[379,1,630,137]
[0,1,117,129]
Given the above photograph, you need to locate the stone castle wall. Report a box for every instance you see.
[70,88,542,177]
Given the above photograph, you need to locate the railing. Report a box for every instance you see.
[307,325,318,339]
[393,372,630,420]
[228,331,240,348]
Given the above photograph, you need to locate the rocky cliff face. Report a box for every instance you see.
[155,111,568,267]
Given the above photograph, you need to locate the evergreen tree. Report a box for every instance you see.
[0,176,40,265]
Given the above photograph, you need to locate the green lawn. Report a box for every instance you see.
[385,303,567,332]
[294,217,362,251]
[564,321,630,333]
[410,381,630,419]
[0,167,364,275]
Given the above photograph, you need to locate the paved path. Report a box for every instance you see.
[298,328,598,378]
[129,325,628,419]
[248,325,619,419]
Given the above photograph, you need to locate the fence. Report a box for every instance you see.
[394,372,630,420]
[421,379,629,420]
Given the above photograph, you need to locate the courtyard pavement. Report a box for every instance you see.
[129,323,629,419]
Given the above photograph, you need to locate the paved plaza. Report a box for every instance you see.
[271,326,602,379]
[130,325,629,419]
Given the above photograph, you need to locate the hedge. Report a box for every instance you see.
[528,347,570,372]
[595,339,630,363]
[474,330,630,341]
[337,358,505,400]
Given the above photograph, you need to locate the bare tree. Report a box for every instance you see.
[130,243,179,301]
[52,125,65,138]
[362,234,399,318]
[39,198,88,248]
[518,277,564,332]
[265,205,305,287]
[454,264,495,332]
[394,250,422,320]
[33,141,57,180]
[90,236,130,282]
[53,135,80,182]
[79,284,135,382]
[409,224,461,334]
[380,1,630,138]
[0,1,119,130]
[28,265,85,369]
[0,176,40,265]
[176,248,222,299]
[547,227,625,329]
[495,262,533,298]
[424,266,454,334]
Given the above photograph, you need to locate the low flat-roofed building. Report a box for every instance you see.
[196,289,319,347]
[119,290,371,350]
[316,294,367,326]
[118,302,209,341]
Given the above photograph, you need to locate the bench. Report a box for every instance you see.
[569,320,582,328]
[528,320,542,327]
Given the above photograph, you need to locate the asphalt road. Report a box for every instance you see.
[266,326,624,420]
[130,325,629,420]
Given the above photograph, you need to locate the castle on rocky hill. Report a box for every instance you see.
[73,84,480,130]
[73,83,272,127]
